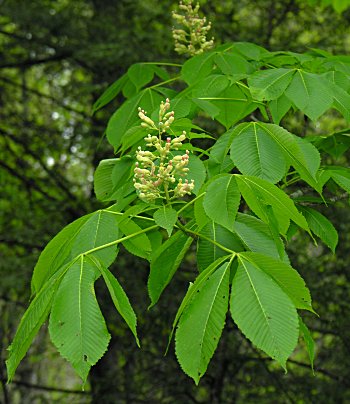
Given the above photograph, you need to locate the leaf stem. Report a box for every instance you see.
[83,224,159,256]
[177,192,205,214]
[103,210,155,222]
[148,76,180,90]
[176,221,235,254]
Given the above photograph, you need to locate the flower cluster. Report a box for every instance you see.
[133,99,195,203]
[172,0,214,56]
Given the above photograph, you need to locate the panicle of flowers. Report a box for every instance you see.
[133,99,195,203]
[172,0,214,57]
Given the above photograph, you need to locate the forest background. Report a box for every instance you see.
[1,0,350,403]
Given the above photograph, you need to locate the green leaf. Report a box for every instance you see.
[186,153,206,195]
[197,222,244,272]
[94,156,133,201]
[299,206,338,252]
[328,166,350,193]
[285,70,333,121]
[233,213,288,262]
[71,210,120,267]
[92,74,128,113]
[153,206,178,237]
[6,260,74,381]
[49,256,110,384]
[117,218,152,259]
[230,122,287,183]
[181,52,215,85]
[231,255,299,369]
[31,213,93,294]
[236,175,310,235]
[175,261,230,384]
[106,89,163,150]
[120,126,149,153]
[240,252,313,312]
[127,63,154,91]
[210,84,257,129]
[324,76,350,121]
[167,256,230,353]
[203,174,240,231]
[295,137,321,180]
[233,42,269,60]
[215,52,253,75]
[95,261,140,347]
[94,159,118,201]
[193,98,220,118]
[248,68,295,101]
[148,231,193,306]
[269,94,292,124]
[254,123,320,191]
[299,317,315,372]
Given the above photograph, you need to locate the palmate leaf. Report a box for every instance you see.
[253,123,320,191]
[186,153,207,194]
[235,175,310,235]
[269,94,292,124]
[6,260,76,381]
[327,166,350,192]
[93,259,140,347]
[248,68,295,101]
[210,84,257,129]
[240,252,313,312]
[148,231,193,307]
[92,74,128,113]
[203,174,240,231]
[49,256,111,384]
[117,217,152,259]
[31,213,93,294]
[127,63,155,91]
[285,70,333,121]
[214,52,253,75]
[231,254,299,369]
[71,210,120,267]
[32,210,121,295]
[299,317,315,372]
[167,256,230,353]
[233,213,288,262]
[106,88,163,150]
[181,51,216,85]
[230,122,287,183]
[299,206,338,252]
[175,261,230,384]
[197,222,244,272]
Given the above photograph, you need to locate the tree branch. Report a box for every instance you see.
[0,53,72,69]
[0,378,90,395]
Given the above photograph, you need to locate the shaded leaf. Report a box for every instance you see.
[148,231,193,306]
[203,174,240,231]
[175,262,230,384]
[299,206,338,252]
[49,256,111,384]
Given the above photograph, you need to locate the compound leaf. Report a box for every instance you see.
[175,261,230,384]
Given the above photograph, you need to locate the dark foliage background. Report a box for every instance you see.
[1,1,350,402]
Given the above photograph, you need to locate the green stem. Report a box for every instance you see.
[177,192,205,215]
[142,62,182,67]
[176,221,235,255]
[83,224,159,256]
[148,76,180,90]
[103,210,155,222]
[163,183,171,204]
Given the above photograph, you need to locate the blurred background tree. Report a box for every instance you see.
[1,0,350,402]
